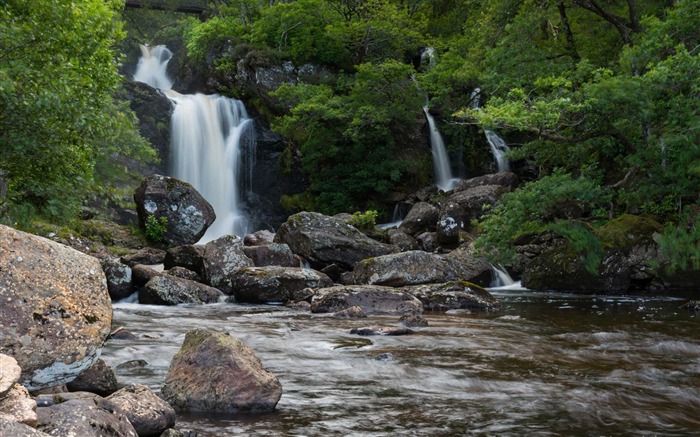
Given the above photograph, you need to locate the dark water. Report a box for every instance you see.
[102,289,700,436]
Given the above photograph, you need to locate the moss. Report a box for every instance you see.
[454,280,486,292]
[597,214,663,250]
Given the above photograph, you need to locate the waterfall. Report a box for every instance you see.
[470,88,511,173]
[490,264,515,287]
[134,44,255,242]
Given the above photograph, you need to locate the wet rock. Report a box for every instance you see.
[36,398,138,437]
[349,326,414,336]
[0,355,21,398]
[163,245,205,273]
[244,230,275,246]
[166,266,201,282]
[201,235,253,294]
[108,328,138,341]
[120,248,167,268]
[107,384,176,437]
[139,275,223,305]
[332,306,367,319]
[399,202,439,236]
[0,225,112,391]
[0,384,37,426]
[454,172,518,191]
[375,353,394,361]
[161,329,282,413]
[680,300,700,311]
[102,258,134,301]
[242,243,298,267]
[274,212,397,271]
[132,264,163,288]
[416,232,438,252]
[285,300,311,311]
[311,285,423,315]
[231,267,332,304]
[441,247,493,288]
[386,228,420,252]
[399,314,429,327]
[66,358,118,397]
[405,281,501,312]
[0,418,51,437]
[436,203,466,248]
[133,175,216,246]
[447,185,507,224]
[116,360,148,371]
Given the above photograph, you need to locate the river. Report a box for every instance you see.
[102,289,700,436]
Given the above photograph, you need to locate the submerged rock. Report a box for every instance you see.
[311,285,423,315]
[349,326,414,336]
[230,266,332,303]
[405,281,501,312]
[139,275,222,305]
[161,329,282,413]
[0,225,112,391]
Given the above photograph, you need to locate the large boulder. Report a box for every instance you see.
[441,247,493,288]
[231,267,332,303]
[66,358,118,397]
[454,172,518,191]
[101,258,134,301]
[0,225,112,390]
[275,212,397,270]
[106,384,176,437]
[311,285,423,315]
[405,282,501,312]
[163,244,205,273]
[133,175,216,246]
[36,398,137,437]
[242,243,298,267]
[161,329,282,413]
[435,202,467,248]
[201,235,254,293]
[399,202,439,236]
[139,275,223,305]
[446,185,508,224]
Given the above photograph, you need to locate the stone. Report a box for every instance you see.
[441,246,493,288]
[0,418,51,437]
[133,175,216,246]
[332,306,367,319]
[131,264,163,288]
[230,266,332,304]
[416,232,438,252]
[447,185,508,224]
[107,384,176,437]
[0,355,21,398]
[311,285,423,315]
[0,384,37,426]
[166,266,201,282]
[375,353,394,361]
[66,358,118,397]
[242,243,298,267]
[163,245,205,273]
[386,228,420,252]
[120,248,167,268]
[399,202,439,236]
[453,172,518,191]
[102,258,134,301]
[0,225,112,391]
[349,326,414,336]
[139,275,223,305]
[116,360,148,371]
[36,398,138,437]
[405,281,501,312]
[274,212,397,271]
[201,235,253,294]
[399,314,429,327]
[244,230,275,246]
[435,203,466,248]
[161,329,282,413]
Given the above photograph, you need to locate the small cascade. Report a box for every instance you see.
[470,88,511,173]
[134,44,255,242]
[490,264,515,288]
[378,204,404,229]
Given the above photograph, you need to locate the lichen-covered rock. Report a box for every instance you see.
[0,225,112,391]
[201,235,253,293]
[102,258,133,301]
[36,398,137,437]
[275,212,397,270]
[386,229,420,252]
[66,359,118,397]
[454,172,518,191]
[0,384,37,426]
[436,203,466,248]
[399,202,439,236]
[311,285,423,315]
[161,329,282,413]
[405,281,501,312]
[133,175,216,246]
[447,185,507,224]
[0,355,21,398]
[107,384,176,437]
[242,243,298,267]
[166,266,201,282]
[231,267,332,304]
[244,230,275,246]
[163,244,205,273]
[0,418,51,437]
[139,275,222,305]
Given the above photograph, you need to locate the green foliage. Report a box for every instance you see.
[656,205,700,274]
[348,210,378,230]
[145,214,168,243]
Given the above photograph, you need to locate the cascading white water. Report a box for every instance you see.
[134,44,255,242]
[134,44,173,90]
[470,88,511,173]
[490,264,515,287]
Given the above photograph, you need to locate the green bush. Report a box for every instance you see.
[145,215,168,243]
[348,210,378,230]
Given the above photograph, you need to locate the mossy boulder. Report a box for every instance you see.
[597,214,663,250]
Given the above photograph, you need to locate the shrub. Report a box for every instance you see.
[145,215,168,243]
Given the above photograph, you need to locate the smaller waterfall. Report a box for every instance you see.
[470,88,511,173]
[490,264,515,287]
[133,44,173,90]
[378,204,404,229]
[424,106,459,191]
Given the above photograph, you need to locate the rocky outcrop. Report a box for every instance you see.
[436,202,466,248]
[399,202,439,236]
[0,225,112,391]
[453,172,518,191]
[230,267,332,303]
[102,258,134,301]
[311,285,423,315]
[275,212,397,270]
[201,235,254,293]
[133,175,216,246]
[66,359,118,397]
[139,275,223,305]
[106,384,176,437]
[242,243,298,267]
[36,398,138,437]
[446,185,508,224]
[405,282,501,312]
[161,329,282,413]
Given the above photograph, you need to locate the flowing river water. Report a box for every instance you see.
[102,289,700,436]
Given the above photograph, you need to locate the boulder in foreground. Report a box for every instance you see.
[311,285,423,315]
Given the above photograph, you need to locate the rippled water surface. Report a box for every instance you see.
[102,290,700,436]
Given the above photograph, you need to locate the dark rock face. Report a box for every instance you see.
[133,175,216,246]
[0,225,112,391]
[275,212,398,270]
[201,235,254,293]
[139,275,222,305]
[131,264,162,288]
[441,247,493,288]
[106,384,176,437]
[242,243,298,267]
[454,172,518,191]
[446,185,507,224]
[416,232,438,252]
[386,229,420,252]
[231,267,332,303]
[311,285,423,315]
[436,203,466,248]
[36,398,138,437]
[66,359,118,397]
[164,244,205,273]
[399,202,439,236]
[405,282,501,312]
[161,329,282,413]
[102,258,133,301]
[244,230,275,246]
[349,326,413,336]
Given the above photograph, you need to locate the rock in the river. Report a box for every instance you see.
[0,225,112,391]
[139,275,222,305]
[163,244,205,273]
[66,358,118,397]
[311,285,423,315]
[107,384,176,437]
[242,243,298,267]
[332,306,367,319]
[36,398,137,437]
[133,175,216,246]
[0,355,21,398]
[102,258,134,301]
[399,202,439,236]
[161,329,282,413]
[231,266,332,303]
[441,246,493,288]
[131,264,163,288]
[349,326,413,336]
[0,384,37,426]
[399,314,429,327]
[0,419,51,437]
[201,235,254,293]
[405,281,501,312]
[274,212,397,270]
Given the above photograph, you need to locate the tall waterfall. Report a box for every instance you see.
[134,44,255,242]
[470,88,510,173]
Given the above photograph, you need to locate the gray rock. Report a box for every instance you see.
[435,203,466,248]
[36,398,138,437]
[242,243,298,267]
[201,235,253,293]
[0,418,51,437]
[161,329,282,413]
[231,267,332,304]
[139,275,222,305]
[349,326,413,336]
[120,249,166,268]
[332,306,367,319]
[66,358,118,397]
[405,281,501,312]
[399,202,439,236]
[447,185,507,224]
[163,245,205,273]
[441,247,493,288]
[0,355,21,398]
[133,175,216,246]
[454,172,518,191]
[416,232,438,252]
[132,264,163,288]
[102,258,133,301]
[274,212,398,271]
[311,285,423,315]
[107,384,176,437]
[0,384,37,426]
[0,225,111,391]
[244,230,275,246]
[386,229,420,252]
[166,266,201,282]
